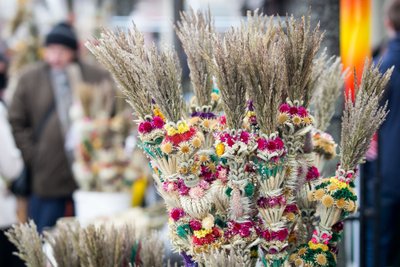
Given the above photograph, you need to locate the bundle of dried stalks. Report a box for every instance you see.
[242,11,285,134]
[311,56,347,131]
[210,28,247,129]
[5,221,46,267]
[203,249,247,266]
[7,221,165,267]
[281,15,323,106]
[85,26,153,119]
[176,8,215,107]
[340,62,393,170]
[146,44,184,122]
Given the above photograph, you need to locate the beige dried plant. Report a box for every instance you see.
[85,26,153,120]
[311,55,348,131]
[242,11,285,134]
[203,249,248,266]
[280,15,323,106]
[340,62,393,171]
[44,222,80,267]
[5,220,47,267]
[146,44,184,122]
[176,8,215,107]
[210,27,248,129]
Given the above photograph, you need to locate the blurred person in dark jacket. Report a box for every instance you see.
[365,0,400,266]
[8,22,112,232]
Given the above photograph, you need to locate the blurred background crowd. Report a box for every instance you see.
[0,0,399,267]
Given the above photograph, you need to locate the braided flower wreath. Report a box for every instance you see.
[87,9,392,267]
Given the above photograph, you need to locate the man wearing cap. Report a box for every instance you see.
[8,22,112,232]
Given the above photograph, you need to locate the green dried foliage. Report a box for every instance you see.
[281,15,323,106]
[85,25,153,119]
[146,44,184,122]
[176,8,215,107]
[5,220,47,267]
[311,55,348,131]
[340,61,393,171]
[242,11,285,134]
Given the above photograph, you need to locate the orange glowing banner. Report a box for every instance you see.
[340,0,371,99]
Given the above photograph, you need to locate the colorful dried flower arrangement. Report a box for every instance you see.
[70,81,142,192]
[86,9,392,267]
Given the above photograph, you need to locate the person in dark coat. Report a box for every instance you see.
[365,1,400,266]
[8,22,113,232]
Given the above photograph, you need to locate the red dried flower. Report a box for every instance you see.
[170,208,185,221]
[297,106,308,117]
[189,220,202,231]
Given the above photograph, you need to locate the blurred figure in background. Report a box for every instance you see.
[8,22,112,232]
[366,0,400,266]
[0,53,25,267]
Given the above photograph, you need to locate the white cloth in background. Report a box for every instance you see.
[0,102,23,228]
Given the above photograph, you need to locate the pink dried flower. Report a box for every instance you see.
[138,121,153,133]
[306,166,320,181]
[199,180,210,190]
[170,208,185,221]
[239,131,250,144]
[257,138,268,150]
[297,106,308,117]
[274,138,284,150]
[152,116,164,128]
[279,103,290,113]
[189,186,205,199]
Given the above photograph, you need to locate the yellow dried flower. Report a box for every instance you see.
[316,254,327,266]
[314,189,325,200]
[298,247,307,255]
[286,212,296,221]
[191,136,202,148]
[177,121,190,134]
[215,143,225,156]
[328,183,338,191]
[321,195,334,208]
[211,92,220,101]
[303,116,312,125]
[336,198,346,209]
[292,115,302,125]
[308,241,329,251]
[294,258,304,266]
[289,254,297,262]
[194,229,213,238]
[189,116,200,125]
[199,154,209,163]
[178,142,192,155]
[346,200,356,212]
[202,119,211,129]
[278,113,289,124]
[161,142,173,154]
[179,166,189,175]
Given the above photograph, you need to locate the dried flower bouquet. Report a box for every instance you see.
[86,9,392,267]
